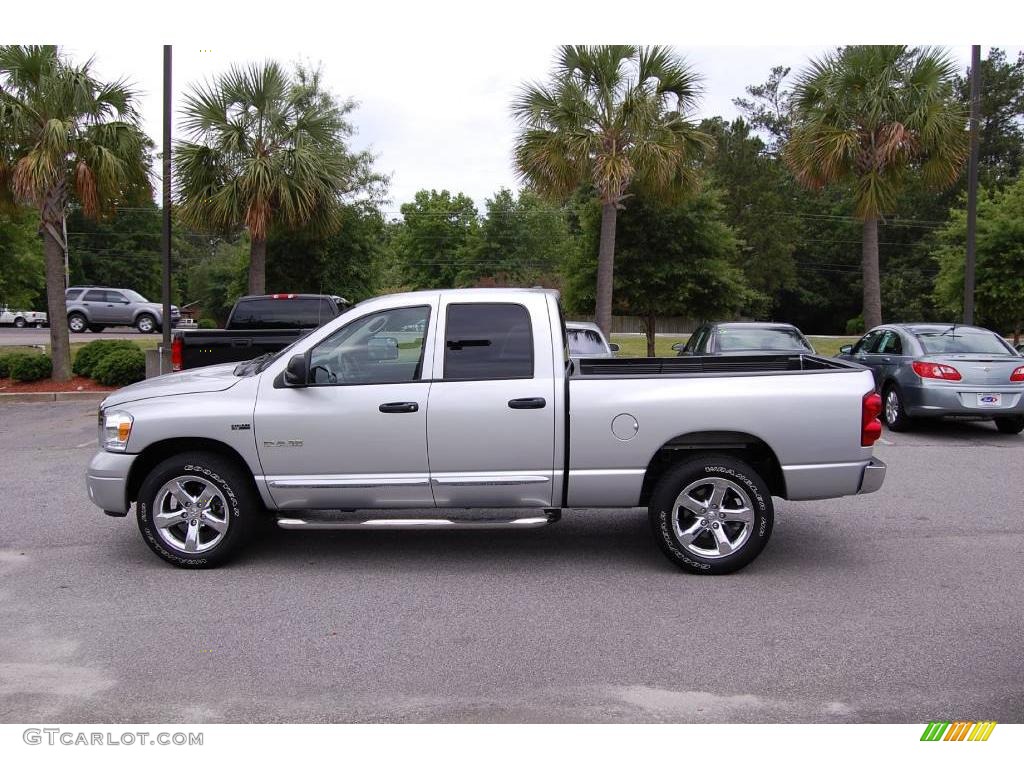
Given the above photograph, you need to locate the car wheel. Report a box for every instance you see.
[882,384,913,432]
[88,324,106,333]
[648,454,774,575]
[135,314,156,333]
[136,452,261,568]
[13,317,25,328]
[994,416,1024,435]
[67,312,87,333]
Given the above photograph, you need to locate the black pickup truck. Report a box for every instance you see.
[171,294,349,371]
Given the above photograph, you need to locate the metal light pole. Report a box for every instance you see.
[161,45,173,367]
[964,44,981,325]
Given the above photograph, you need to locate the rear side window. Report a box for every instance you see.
[83,289,106,302]
[228,298,335,329]
[444,303,533,380]
[877,331,903,355]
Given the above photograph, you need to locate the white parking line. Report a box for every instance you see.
[878,437,893,445]
[75,440,95,448]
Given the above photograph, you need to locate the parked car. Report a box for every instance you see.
[565,321,618,358]
[65,286,180,334]
[673,322,815,356]
[86,287,886,573]
[0,305,47,328]
[171,293,350,371]
[836,324,1024,434]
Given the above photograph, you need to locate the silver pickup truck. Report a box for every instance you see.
[86,288,886,573]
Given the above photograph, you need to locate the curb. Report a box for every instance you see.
[0,391,109,403]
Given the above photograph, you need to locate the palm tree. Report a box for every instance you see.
[176,62,355,295]
[0,45,149,381]
[785,46,967,329]
[512,45,708,336]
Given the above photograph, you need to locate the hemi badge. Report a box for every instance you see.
[231,424,252,431]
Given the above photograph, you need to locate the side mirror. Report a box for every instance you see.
[839,344,853,355]
[368,336,399,361]
[608,343,620,353]
[283,353,308,387]
[671,343,684,351]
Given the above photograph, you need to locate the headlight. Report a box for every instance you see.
[99,409,133,452]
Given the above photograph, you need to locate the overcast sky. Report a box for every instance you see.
[22,1,1018,214]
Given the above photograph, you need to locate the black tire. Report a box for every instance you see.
[882,383,913,432]
[13,316,25,328]
[135,313,157,333]
[67,312,87,333]
[88,324,106,333]
[648,454,774,575]
[137,451,260,568]
[994,416,1024,435]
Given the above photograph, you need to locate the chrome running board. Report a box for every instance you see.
[276,509,561,531]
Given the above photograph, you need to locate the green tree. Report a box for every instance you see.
[0,45,149,380]
[387,190,479,291]
[564,189,751,356]
[512,45,708,336]
[0,208,44,309]
[176,62,362,296]
[785,45,967,330]
[934,176,1024,342]
[733,65,794,152]
[956,49,1024,189]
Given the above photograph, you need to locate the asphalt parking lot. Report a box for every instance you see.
[0,327,149,346]
[1,400,1022,723]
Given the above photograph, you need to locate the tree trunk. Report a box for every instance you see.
[594,202,618,337]
[645,312,656,357]
[861,217,882,329]
[1014,322,1020,347]
[39,186,72,382]
[249,236,267,295]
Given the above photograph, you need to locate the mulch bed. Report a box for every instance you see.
[0,376,115,393]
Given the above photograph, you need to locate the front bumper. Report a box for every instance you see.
[85,451,137,516]
[903,382,1024,418]
[857,458,887,495]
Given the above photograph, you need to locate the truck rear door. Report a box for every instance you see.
[426,295,557,507]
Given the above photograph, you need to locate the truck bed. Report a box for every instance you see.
[573,353,856,377]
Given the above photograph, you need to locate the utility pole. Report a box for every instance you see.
[964,44,981,325]
[161,44,173,366]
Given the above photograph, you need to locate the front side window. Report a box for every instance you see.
[308,305,430,385]
[853,331,881,354]
[444,303,533,380]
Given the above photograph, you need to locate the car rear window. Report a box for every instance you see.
[567,328,608,355]
[443,303,534,380]
[716,328,812,352]
[227,298,336,329]
[914,329,1014,355]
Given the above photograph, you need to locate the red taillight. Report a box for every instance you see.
[912,361,962,381]
[270,293,296,299]
[862,391,882,446]
[171,336,182,371]
[1011,366,1024,382]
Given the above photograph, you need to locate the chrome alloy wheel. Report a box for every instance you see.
[153,475,229,554]
[670,476,754,559]
[885,389,899,425]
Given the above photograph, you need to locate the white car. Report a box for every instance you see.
[0,305,48,328]
[565,321,618,358]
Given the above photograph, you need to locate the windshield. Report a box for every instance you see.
[567,328,608,355]
[123,290,148,303]
[915,328,1014,355]
[716,327,812,352]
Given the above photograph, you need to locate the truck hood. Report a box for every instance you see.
[101,363,241,408]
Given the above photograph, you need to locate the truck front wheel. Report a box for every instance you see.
[648,455,774,575]
[136,451,259,568]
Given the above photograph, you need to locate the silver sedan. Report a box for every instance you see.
[837,324,1024,434]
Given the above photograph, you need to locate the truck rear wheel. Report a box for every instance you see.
[648,455,774,575]
[136,451,258,568]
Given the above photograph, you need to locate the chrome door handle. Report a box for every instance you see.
[379,402,419,413]
[508,397,546,409]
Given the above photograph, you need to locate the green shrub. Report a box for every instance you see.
[73,340,140,378]
[197,318,218,329]
[0,352,29,378]
[845,316,865,335]
[92,347,146,387]
[9,353,53,382]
